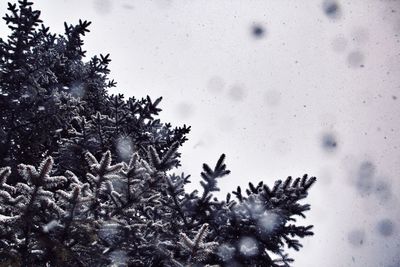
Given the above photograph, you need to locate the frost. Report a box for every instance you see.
[0,1,316,266]
[0,214,20,223]
[0,147,315,266]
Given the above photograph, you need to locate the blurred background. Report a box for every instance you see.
[1,0,399,266]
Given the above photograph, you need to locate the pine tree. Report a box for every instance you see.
[0,1,316,266]
[0,0,190,178]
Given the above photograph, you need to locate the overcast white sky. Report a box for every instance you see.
[1,0,400,266]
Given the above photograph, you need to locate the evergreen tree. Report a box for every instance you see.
[0,1,316,266]
[0,0,190,177]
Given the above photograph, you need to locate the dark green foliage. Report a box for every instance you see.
[0,1,316,266]
[0,150,316,266]
[0,0,189,177]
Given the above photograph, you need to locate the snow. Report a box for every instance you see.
[109,250,128,266]
[238,237,258,257]
[217,244,235,261]
[43,220,61,233]
[257,212,279,233]
[116,136,133,161]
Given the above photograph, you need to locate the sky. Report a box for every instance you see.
[1,0,400,266]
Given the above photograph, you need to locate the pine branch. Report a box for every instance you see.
[178,224,218,263]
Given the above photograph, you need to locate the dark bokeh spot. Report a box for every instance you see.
[207,76,225,94]
[347,229,365,247]
[325,3,338,14]
[374,180,392,202]
[228,85,246,101]
[377,219,395,237]
[323,1,341,19]
[331,35,348,53]
[392,95,397,100]
[358,161,375,179]
[176,102,194,119]
[356,161,375,195]
[251,25,266,39]
[93,0,113,15]
[122,4,134,10]
[321,133,338,152]
[264,90,281,106]
[347,51,365,68]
